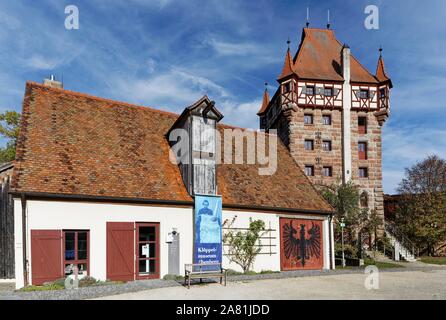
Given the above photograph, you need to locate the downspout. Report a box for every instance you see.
[21,193,28,286]
[328,213,334,270]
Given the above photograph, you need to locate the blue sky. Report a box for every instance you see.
[0,0,445,194]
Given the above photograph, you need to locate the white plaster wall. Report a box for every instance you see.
[13,199,334,289]
[14,199,194,289]
[222,210,281,273]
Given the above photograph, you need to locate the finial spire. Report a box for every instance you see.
[379,45,383,57]
[306,7,310,27]
[327,10,331,29]
[287,37,291,49]
[264,82,268,91]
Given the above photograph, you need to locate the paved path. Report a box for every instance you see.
[96,267,446,300]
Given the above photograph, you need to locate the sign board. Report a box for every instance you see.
[193,195,222,271]
[340,223,346,228]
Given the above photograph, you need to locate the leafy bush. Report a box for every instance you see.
[163,274,184,281]
[78,276,98,287]
[335,243,358,258]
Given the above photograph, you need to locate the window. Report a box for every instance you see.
[304,165,314,176]
[322,166,332,177]
[283,82,291,93]
[322,115,332,125]
[358,116,367,134]
[359,167,368,178]
[359,89,369,99]
[304,114,313,125]
[322,140,332,151]
[324,88,333,96]
[306,86,315,95]
[304,139,314,151]
[64,230,89,277]
[380,88,386,98]
[358,142,368,160]
[360,191,368,207]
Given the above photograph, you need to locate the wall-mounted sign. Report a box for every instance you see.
[194,195,222,270]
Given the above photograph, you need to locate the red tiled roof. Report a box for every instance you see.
[11,82,333,213]
[278,48,294,80]
[375,55,392,87]
[256,88,270,115]
[293,28,378,83]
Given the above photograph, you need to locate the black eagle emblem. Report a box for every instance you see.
[282,221,321,267]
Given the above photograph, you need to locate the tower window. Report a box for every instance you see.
[322,115,332,125]
[304,139,314,151]
[306,86,315,95]
[324,88,333,96]
[380,88,386,98]
[359,167,368,178]
[358,116,367,134]
[322,166,332,177]
[304,114,313,125]
[283,82,291,93]
[304,165,314,176]
[358,142,368,160]
[360,191,369,207]
[322,140,332,151]
[359,89,369,99]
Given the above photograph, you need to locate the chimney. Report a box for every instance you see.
[341,44,351,82]
[43,75,63,89]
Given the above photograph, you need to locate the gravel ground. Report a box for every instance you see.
[1,262,444,300]
[97,268,446,300]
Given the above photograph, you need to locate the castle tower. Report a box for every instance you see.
[258,28,392,233]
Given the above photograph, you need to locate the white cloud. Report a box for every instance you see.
[382,125,446,193]
[23,55,65,70]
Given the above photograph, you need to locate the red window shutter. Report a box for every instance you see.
[106,222,135,281]
[31,230,63,285]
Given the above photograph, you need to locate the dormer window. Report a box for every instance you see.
[167,96,223,196]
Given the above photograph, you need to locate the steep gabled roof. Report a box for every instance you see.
[11,82,333,213]
[293,28,378,83]
[256,88,270,115]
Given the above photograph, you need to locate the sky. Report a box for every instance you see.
[0,0,445,194]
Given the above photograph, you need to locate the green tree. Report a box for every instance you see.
[320,180,364,241]
[396,155,446,256]
[222,217,266,273]
[0,110,21,163]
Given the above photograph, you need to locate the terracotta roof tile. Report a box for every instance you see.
[375,55,392,87]
[256,89,270,115]
[293,28,378,83]
[11,82,333,213]
[277,48,295,80]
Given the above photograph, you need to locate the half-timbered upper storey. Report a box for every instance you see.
[258,27,392,130]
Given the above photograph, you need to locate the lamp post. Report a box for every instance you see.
[340,217,346,268]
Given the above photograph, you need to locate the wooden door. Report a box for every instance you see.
[31,230,63,285]
[280,218,324,270]
[106,222,135,281]
[135,223,160,279]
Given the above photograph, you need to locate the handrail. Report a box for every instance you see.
[384,221,418,258]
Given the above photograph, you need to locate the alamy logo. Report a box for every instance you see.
[364,265,379,290]
[65,5,79,30]
[364,5,379,30]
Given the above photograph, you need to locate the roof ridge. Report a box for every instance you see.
[26,81,180,118]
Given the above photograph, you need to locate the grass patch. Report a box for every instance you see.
[18,277,124,292]
[364,258,403,269]
[163,274,184,281]
[420,257,446,265]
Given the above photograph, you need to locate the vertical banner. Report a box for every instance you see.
[194,195,222,270]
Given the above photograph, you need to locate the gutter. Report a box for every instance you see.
[9,191,335,216]
[20,193,28,287]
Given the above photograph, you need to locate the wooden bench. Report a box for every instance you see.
[184,263,227,289]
